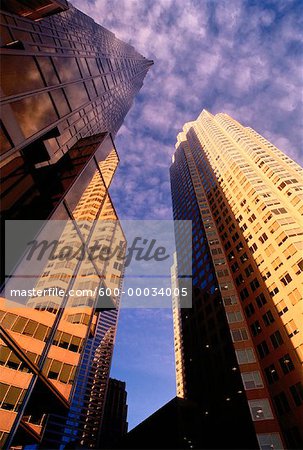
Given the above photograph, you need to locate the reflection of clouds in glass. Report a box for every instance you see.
[52,57,81,83]
[10,93,58,139]
[1,55,44,97]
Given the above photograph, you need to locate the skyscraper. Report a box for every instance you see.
[99,378,128,449]
[0,2,152,448]
[0,1,152,222]
[170,110,303,449]
[171,254,186,399]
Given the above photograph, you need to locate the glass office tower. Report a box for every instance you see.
[170,111,303,449]
[0,1,152,221]
[0,2,152,448]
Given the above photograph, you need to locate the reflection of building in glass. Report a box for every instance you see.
[0,136,126,448]
[0,2,152,448]
[170,111,303,449]
[79,327,116,448]
[58,312,123,449]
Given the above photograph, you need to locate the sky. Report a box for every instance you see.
[72,0,303,430]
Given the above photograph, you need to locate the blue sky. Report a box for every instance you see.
[72,0,303,430]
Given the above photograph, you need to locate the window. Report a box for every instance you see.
[50,88,71,117]
[26,351,38,364]
[273,257,283,271]
[277,300,288,317]
[236,274,244,285]
[12,317,28,333]
[58,332,70,349]
[245,265,254,277]
[33,324,48,342]
[264,364,279,384]
[222,296,237,306]
[250,278,260,292]
[283,244,297,260]
[240,253,248,263]
[257,341,270,359]
[240,287,249,301]
[257,433,284,450]
[259,233,268,243]
[64,83,89,110]
[23,320,38,336]
[277,232,288,246]
[216,269,229,277]
[6,352,22,370]
[295,259,303,274]
[69,336,82,353]
[272,207,287,215]
[231,328,249,342]
[226,311,243,323]
[1,385,23,411]
[2,55,45,96]
[10,93,58,139]
[0,346,10,366]
[285,320,299,338]
[219,282,233,291]
[1,313,18,330]
[279,354,295,374]
[251,320,262,336]
[269,284,279,297]
[52,57,81,82]
[245,303,255,317]
[0,383,9,405]
[231,262,239,272]
[235,348,256,364]
[48,360,61,380]
[289,288,301,305]
[232,232,239,242]
[211,247,222,255]
[270,330,284,349]
[264,244,274,256]
[241,371,264,390]
[256,293,267,308]
[280,273,292,286]
[59,363,73,383]
[228,251,235,260]
[263,310,275,326]
[274,392,291,415]
[236,242,244,252]
[289,382,303,406]
[262,270,271,281]
[113,261,123,271]
[248,399,274,421]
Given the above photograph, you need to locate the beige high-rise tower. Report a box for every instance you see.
[170,110,303,449]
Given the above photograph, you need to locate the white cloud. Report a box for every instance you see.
[71,0,303,214]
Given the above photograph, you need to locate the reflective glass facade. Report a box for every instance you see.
[0,2,152,448]
[0,2,152,220]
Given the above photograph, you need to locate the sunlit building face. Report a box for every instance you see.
[170,110,303,450]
